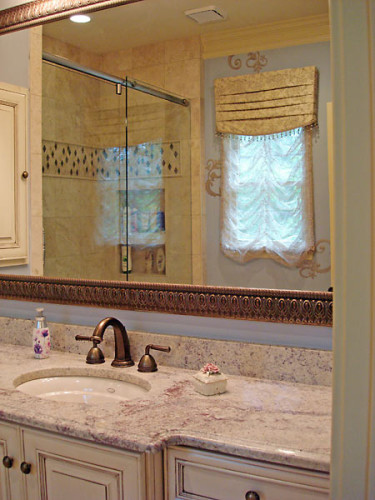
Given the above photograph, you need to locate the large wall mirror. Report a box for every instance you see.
[0,0,332,325]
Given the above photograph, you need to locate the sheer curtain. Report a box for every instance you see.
[220,128,315,266]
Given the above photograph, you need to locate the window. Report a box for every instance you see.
[220,128,315,266]
[214,66,318,266]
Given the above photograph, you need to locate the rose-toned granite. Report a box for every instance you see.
[0,343,331,473]
[0,316,332,386]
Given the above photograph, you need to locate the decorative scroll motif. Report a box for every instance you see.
[228,52,268,73]
[246,52,268,73]
[0,275,332,326]
[297,239,331,279]
[205,159,222,197]
[228,55,242,70]
[0,0,142,34]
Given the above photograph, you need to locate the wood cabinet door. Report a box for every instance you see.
[0,422,24,500]
[21,428,145,500]
[0,82,28,267]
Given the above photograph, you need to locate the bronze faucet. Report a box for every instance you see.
[75,317,134,368]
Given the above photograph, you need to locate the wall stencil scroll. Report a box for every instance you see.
[228,52,268,73]
[205,159,221,197]
[297,239,331,279]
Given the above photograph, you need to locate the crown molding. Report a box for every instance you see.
[201,13,330,59]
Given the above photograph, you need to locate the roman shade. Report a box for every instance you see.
[214,66,318,136]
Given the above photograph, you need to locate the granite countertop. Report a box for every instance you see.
[0,343,331,473]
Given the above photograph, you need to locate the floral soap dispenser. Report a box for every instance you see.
[33,308,51,359]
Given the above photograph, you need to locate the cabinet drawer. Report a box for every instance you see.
[166,447,329,500]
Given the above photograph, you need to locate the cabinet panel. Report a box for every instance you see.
[22,428,145,500]
[0,82,28,267]
[0,103,15,241]
[167,447,329,500]
[42,455,122,500]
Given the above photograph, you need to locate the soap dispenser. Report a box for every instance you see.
[33,307,51,359]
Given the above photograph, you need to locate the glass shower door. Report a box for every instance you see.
[42,61,126,280]
[124,83,192,284]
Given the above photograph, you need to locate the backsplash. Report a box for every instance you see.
[0,316,332,386]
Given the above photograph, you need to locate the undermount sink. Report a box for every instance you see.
[15,371,150,405]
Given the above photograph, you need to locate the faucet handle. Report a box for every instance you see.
[75,335,105,364]
[75,335,101,343]
[138,344,171,372]
[145,344,171,355]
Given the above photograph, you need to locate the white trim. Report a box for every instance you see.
[330,0,375,497]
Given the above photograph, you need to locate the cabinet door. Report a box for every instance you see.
[0,422,24,500]
[0,82,28,267]
[22,428,145,500]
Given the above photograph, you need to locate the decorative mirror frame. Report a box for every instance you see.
[0,0,333,326]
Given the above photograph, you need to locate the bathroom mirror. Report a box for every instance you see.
[0,0,332,325]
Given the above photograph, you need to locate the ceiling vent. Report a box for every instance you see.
[184,6,227,24]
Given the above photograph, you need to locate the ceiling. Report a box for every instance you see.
[43,0,329,54]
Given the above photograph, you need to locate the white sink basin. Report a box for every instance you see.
[16,374,149,405]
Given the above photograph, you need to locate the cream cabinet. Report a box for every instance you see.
[0,422,163,500]
[165,446,330,500]
[0,421,23,500]
[0,82,28,267]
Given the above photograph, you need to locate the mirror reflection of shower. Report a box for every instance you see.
[42,53,192,283]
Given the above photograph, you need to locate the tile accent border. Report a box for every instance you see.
[42,140,181,180]
[0,275,332,326]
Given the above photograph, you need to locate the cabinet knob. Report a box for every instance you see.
[2,456,13,468]
[21,171,29,179]
[20,461,31,474]
[245,492,260,500]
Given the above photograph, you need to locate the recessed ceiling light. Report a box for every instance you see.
[70,14,91,24]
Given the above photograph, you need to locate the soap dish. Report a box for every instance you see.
[192,363,227,396]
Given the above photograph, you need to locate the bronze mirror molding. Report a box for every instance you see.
[0,0,332,326]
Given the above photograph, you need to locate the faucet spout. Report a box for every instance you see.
[93,317,134,368]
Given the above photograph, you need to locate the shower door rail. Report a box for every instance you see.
[42,52,189,107]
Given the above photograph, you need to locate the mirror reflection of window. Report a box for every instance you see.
[221,128,314,266]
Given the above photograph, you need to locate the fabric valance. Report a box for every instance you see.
[214,66,318,136]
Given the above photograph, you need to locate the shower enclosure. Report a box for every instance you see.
[42,54,192,284]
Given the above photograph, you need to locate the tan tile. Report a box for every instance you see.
[164,103,190,142]
[30,94,42,155]
[165,59,201,99]
[191,179,205,216]
[191,215,203,254]
[30,153,43,217]
[165,36,201,63]
[165,177,191,217]
[30,33,42,97]
[190,138,203,177]
[166,215,192,255]
[130,65,165,90]
[165,251,192,284]
[30,215,43,276]
[48,216,82,258]
[102,49,132,76]
[42,63,57,99]
[132,42,165,69]
[192,253,205,284]
[189,98,203,139]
